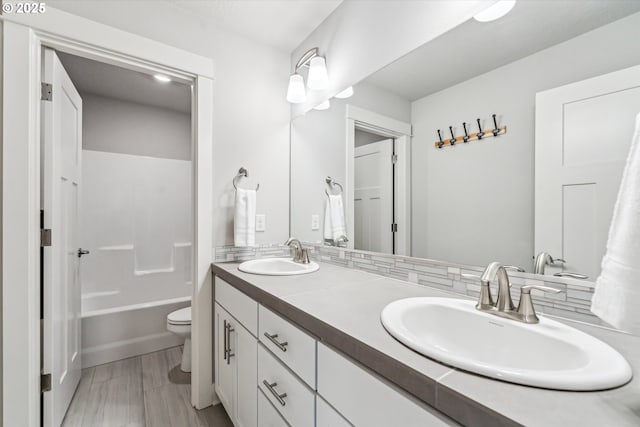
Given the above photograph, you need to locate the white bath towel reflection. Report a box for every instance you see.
[234,188,256,247]
[324,193,347,244]
[591,112,640,334]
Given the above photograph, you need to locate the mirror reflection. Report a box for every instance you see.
[290,1,640,276]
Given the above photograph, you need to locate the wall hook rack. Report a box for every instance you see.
[434,114,507,149]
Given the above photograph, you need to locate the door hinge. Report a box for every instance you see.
[392,154,398,164]
[41,82,53,101]
[391,223,398,233]
[41,373,52,393]
[41,229,52,247]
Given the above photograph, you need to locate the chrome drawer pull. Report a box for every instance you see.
[225,321,235,364]
[264,332,288,352]
[262,380,287,406]
[223,320,228,361]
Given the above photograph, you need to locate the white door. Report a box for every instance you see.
[535,64,640,279]
[42,48,83,427]
[354,139,394,253]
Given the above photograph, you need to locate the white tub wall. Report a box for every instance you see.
[81,298,190,368]
[80,93,193,309]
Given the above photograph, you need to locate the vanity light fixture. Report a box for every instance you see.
[335,86,354,99]
[313,100,331,111]
[153,74,171,83]
[473,0,516,22]
[286,47,329,103]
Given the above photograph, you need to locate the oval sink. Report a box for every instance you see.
[381,297,632,391]
[238,258,319,276]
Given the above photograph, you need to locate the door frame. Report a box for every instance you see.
[345,105,412,255]
[2,9,215,426]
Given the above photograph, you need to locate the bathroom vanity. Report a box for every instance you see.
[212,261,640,427]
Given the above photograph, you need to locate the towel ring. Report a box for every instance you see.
[233,167,259,191]
[325,176,343,196]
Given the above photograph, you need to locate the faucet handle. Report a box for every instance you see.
[461,273,480,280]
[504,265,525,272]
[553,272,588,279]
[462,273,494,309]
[517,285,562,323]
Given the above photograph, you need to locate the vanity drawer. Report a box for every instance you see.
[258,388,289,427]
[317,343,456,427]
[259,305,316,388]
[215,277,258,336]
[258,344,315,427]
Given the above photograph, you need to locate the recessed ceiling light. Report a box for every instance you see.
[473,0,516,22]
[154,74,171,83]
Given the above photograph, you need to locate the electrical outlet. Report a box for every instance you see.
[256,214,266,232]
[311,214,320,231]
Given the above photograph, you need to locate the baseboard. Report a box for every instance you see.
[82,331,183,368]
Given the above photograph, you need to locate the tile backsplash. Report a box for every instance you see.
[214,244,602,326]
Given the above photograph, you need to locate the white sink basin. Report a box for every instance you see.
[238,258,319,276]
[381,297,632,391]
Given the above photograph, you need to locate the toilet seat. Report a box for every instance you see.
[168,307,191,325]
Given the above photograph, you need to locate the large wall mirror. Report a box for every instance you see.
[290,1,640,278]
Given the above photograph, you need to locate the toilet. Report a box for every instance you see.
[167,306,192,372]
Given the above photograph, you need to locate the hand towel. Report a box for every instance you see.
[324,193,346,244]
[591,112,640,334]
[234,188,256,247]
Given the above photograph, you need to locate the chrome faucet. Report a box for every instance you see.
[284,237,310,264]
[533,252,565,274]
[473,261,561,324]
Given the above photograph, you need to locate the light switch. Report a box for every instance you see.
[256,214,266,232]
[311,214,320,231]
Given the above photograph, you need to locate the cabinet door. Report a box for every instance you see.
[236,323,257,427]
[215,303,235,418]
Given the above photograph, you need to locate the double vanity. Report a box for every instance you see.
[213,257,640,426]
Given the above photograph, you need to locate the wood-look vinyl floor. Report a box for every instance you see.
[62,347,233,427]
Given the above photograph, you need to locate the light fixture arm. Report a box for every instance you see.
[294,47,320,72]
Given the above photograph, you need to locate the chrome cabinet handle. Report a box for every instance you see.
[262,380,287,406]
[263,332,288,352]
[554,272,588,279]
[223,320,228,361]
[225,321,235,364]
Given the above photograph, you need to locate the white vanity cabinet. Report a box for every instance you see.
[214,278,258,427]
[214,274,455,427]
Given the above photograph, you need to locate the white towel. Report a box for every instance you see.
[234,188,256,247]
[591,112,640,334]
[324,193,346,243]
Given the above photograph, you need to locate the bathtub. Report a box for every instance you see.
[80,150,194,368]
[82,295,191,368]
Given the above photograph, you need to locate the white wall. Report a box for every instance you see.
[48,1,292,247]
[290,81,411,242]
[290,0,490,115]
[82,93,191,160]
[411,12,640,270]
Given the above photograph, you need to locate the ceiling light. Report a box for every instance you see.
[473,0,516,22]
[313,100,330,111]
[307,56,329,90]
[286,73,307,103]
[154,74,171,83]
[335,86,354,99]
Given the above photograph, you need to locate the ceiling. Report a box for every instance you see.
[58,52,192,113]
[365,1,640,101]
[48,0,343,52]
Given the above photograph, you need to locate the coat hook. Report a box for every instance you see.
[448,126,456,146]
[476,118,484,140]
[437,129,444,148]
[492,114,500,136]
[462,122,470,143]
